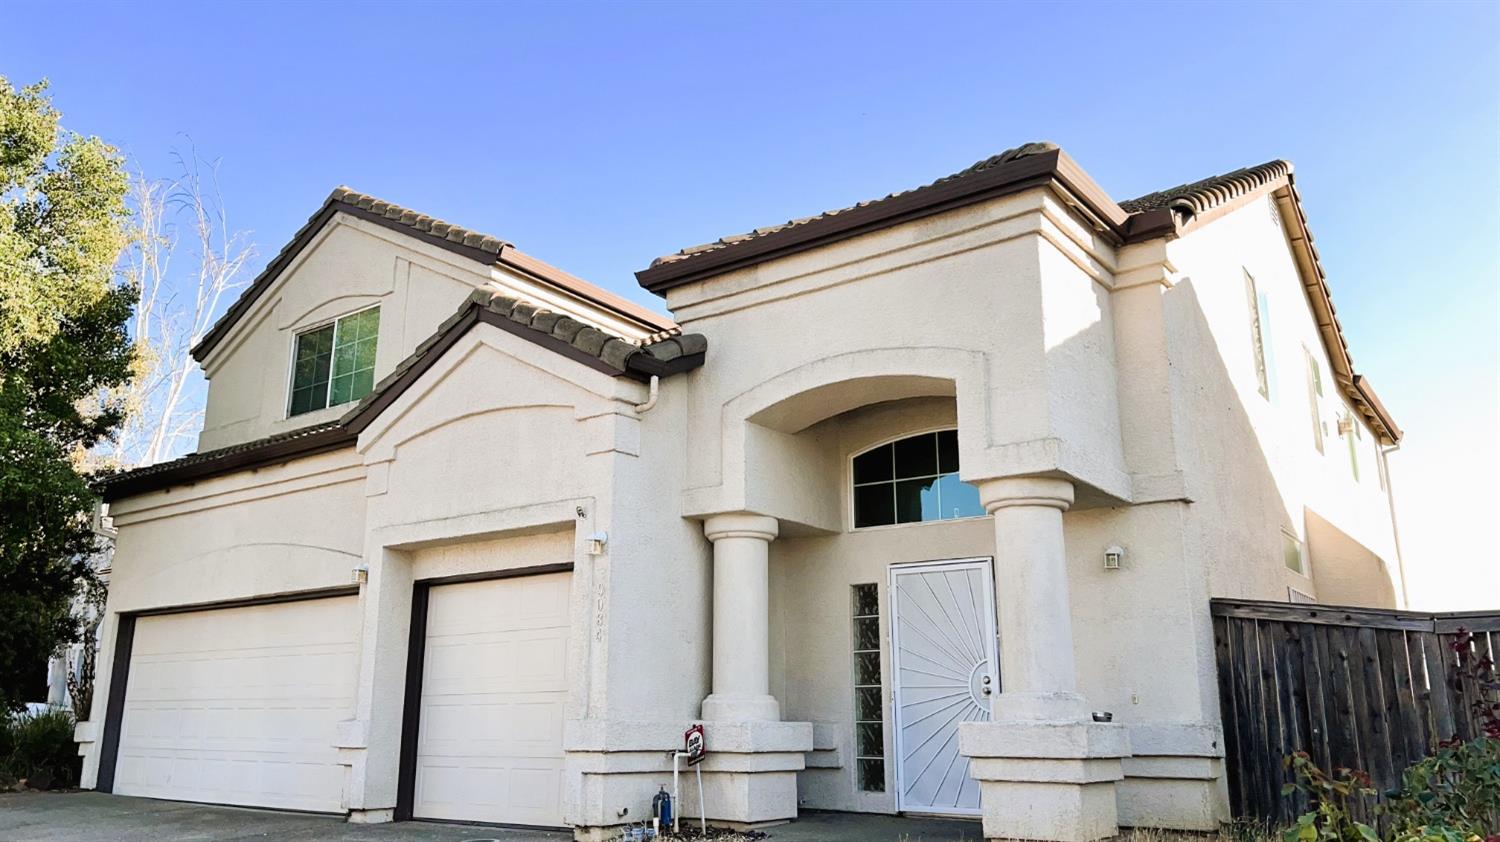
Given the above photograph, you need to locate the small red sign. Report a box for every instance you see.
[684,724,706,765]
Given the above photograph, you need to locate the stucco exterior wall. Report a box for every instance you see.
[1162,195,1401,607]
[198,217,491,451]
[80,448,368,788]
[664,190,1134,531]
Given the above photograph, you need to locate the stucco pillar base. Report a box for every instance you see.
[1116,722,1228,831]
[959,720,1128,842]
[345,808,393,824]
[991,691,1089,722]
[701,693,781,722]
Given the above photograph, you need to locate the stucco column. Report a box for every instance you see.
[979,476,1086,721]
[958,476,1128,842]
[700,513,781,723]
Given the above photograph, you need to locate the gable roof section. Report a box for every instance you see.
[191,186,676,362]
[101,288,706,501]
[636,145,1400,444]
[1120,160,1400,445]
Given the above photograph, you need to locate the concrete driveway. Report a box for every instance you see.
[0,791,981,841]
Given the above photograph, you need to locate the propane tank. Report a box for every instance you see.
[651,784,673,829]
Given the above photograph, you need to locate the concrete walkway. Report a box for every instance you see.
[0,792,981,841]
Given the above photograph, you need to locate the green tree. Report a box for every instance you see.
[0,77,134,713]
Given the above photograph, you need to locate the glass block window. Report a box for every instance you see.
[851,583,885,792]
[289,307,380,416]
[851,430,984,528]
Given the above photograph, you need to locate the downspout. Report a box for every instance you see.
[633,375,660,414]
[1381,442,1411,608]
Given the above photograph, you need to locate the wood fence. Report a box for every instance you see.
[1211,598,1499,828]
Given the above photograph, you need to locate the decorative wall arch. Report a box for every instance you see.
[683,346,993,526]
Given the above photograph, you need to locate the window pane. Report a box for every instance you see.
[854,651,881,685]
[289,325,335,417]
[855,686,882,721]
[289,387,313,416]
[892,433,937,479]
[1282,533,1304,573]
[851,583,878,618]
[336,331,358,363]
[854,484,895,528]
[937,429,960,473]
[355,336,377,369]
[895,478,938,523]
[853,617,880,652]
[857,722,883,757]
[329,373,353,407]
[935,474,984,520]
[351,367,375,402]
[853,444,893,484]
[858,758,885,792]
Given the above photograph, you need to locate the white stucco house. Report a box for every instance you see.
[79,142,1405,841]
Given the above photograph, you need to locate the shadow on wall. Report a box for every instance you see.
[1159,276,1394,607]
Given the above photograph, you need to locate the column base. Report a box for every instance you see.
[701,693,781,722]
[563,718,811,838]
[1116,722,1228,831]
[959,720,1129,842]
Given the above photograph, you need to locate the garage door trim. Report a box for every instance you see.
[94,584,361,795]
[394,561,574,823]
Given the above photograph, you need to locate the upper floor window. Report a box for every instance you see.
[1282,528,1308,576]
[851,430,984,529]
[289,306,380,416]
[1245,270,1275,401]
[1303,345,1324,454]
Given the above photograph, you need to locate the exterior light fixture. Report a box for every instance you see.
[351,563,369,585]
[1103,546,1124,570]
[586,532,608,556]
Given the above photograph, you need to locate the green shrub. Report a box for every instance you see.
[1,708,79,789]
[1388,736,1500,842]
[1280,752,1379,842]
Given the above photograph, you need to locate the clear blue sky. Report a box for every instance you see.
[7,1,1498,607]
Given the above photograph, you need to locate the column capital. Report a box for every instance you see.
[703,512,779,543]
[976,476,1075,513]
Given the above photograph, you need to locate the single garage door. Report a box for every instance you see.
[412,571,571,826]
[111,595,359,812]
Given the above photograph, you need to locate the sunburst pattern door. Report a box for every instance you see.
[888,558,999,815]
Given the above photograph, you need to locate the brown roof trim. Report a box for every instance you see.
[634,143,1138,295]
[104,292,706,502]
[636,144,1400,443]
[97,423,355,502]
[496,247,676,334]
[192,187,678,362]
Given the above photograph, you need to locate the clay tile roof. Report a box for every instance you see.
[329,186,510,254]
[647,141,1061,270]
[1119,160,1293,216]
[193,186,677,362]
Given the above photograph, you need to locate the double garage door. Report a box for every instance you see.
[107,571,570,826]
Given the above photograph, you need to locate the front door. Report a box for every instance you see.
[888,558,999,815]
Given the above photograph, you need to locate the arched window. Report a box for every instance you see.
[851,429,984,528]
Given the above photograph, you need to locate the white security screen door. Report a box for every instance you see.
[888,558,999,815]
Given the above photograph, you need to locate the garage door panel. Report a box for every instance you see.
[414,572,570,826]
[112,596,358,813]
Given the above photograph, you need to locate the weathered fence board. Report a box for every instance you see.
[1211,598,1498,828]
